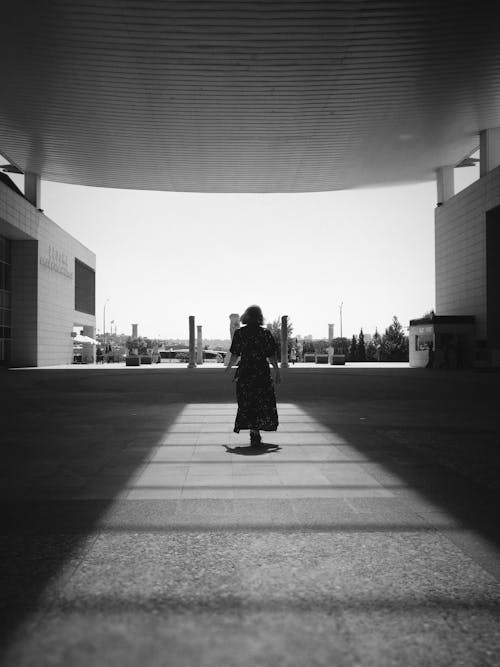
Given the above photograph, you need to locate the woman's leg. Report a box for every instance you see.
[250,428,261,445]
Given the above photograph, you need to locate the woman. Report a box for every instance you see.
[225,305,281,445]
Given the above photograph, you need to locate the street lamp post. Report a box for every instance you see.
[339,302,343,353]
[103,299,109,349]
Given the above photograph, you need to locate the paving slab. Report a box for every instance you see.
[1,366,499,666]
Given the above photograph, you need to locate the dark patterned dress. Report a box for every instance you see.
[230,325,279,433]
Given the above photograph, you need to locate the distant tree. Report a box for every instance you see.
[365,339,377,361]
[302,340,315,355]
[373,328,382,360]
[314,339,328,354]
[349,334,357,361]
[357,328,366,361]
[127,336,149,355]
[381,316,409,361]
[333,337,349,355]
[365,328,382,361]
[267,317,294,357]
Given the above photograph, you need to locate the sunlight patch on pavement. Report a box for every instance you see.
[124,403,394,500]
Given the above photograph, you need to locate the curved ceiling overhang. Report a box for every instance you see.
[1,1,500,192]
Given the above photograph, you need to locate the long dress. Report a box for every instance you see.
[230,325,279,433]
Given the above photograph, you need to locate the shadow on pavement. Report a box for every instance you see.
[0,368,187,656]
[223,443,282,456]
[293,370,500,561]
[1,365,499,660]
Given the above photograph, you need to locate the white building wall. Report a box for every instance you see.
[36,217,95,366]
[0,180,95,366]
[435,165,500,340]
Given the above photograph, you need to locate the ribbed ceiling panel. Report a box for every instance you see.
[1,1,500,192]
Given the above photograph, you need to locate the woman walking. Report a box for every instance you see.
[225,305,281,445]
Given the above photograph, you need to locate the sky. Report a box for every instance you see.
[8,165,478,340]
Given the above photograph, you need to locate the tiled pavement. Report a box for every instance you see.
[99,403,393,501]
[1,367,499,666]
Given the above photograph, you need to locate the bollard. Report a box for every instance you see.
[197,325,203,365]
[188,316,196,368]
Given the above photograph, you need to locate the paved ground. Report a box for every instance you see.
[1,365,499,666]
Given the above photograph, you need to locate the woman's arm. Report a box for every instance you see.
[267,354,281,384]
[224,353,240,372]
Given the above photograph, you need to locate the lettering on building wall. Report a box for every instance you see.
[39,245,74,279]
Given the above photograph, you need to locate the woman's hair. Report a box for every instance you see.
[241,305,264,326]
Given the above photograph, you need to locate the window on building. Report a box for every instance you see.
[75,259,95,315]
[415,334,433,351]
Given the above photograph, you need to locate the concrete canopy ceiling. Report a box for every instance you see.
[1,1,500,193]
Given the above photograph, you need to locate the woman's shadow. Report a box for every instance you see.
[223,443,282,456]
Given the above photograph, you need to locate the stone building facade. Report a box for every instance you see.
[435,164,500,366]
[0,178,95,367]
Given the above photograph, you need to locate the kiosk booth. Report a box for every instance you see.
[409,315,475,369]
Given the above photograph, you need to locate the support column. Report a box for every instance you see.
[24,172,41,209]
[196,325,203,365]
[281,315,289,368]
[328,323,334,364]
[188,315,196,368]
[226,313,240,366]
[480,127,500,177]
[436,166,454,205]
